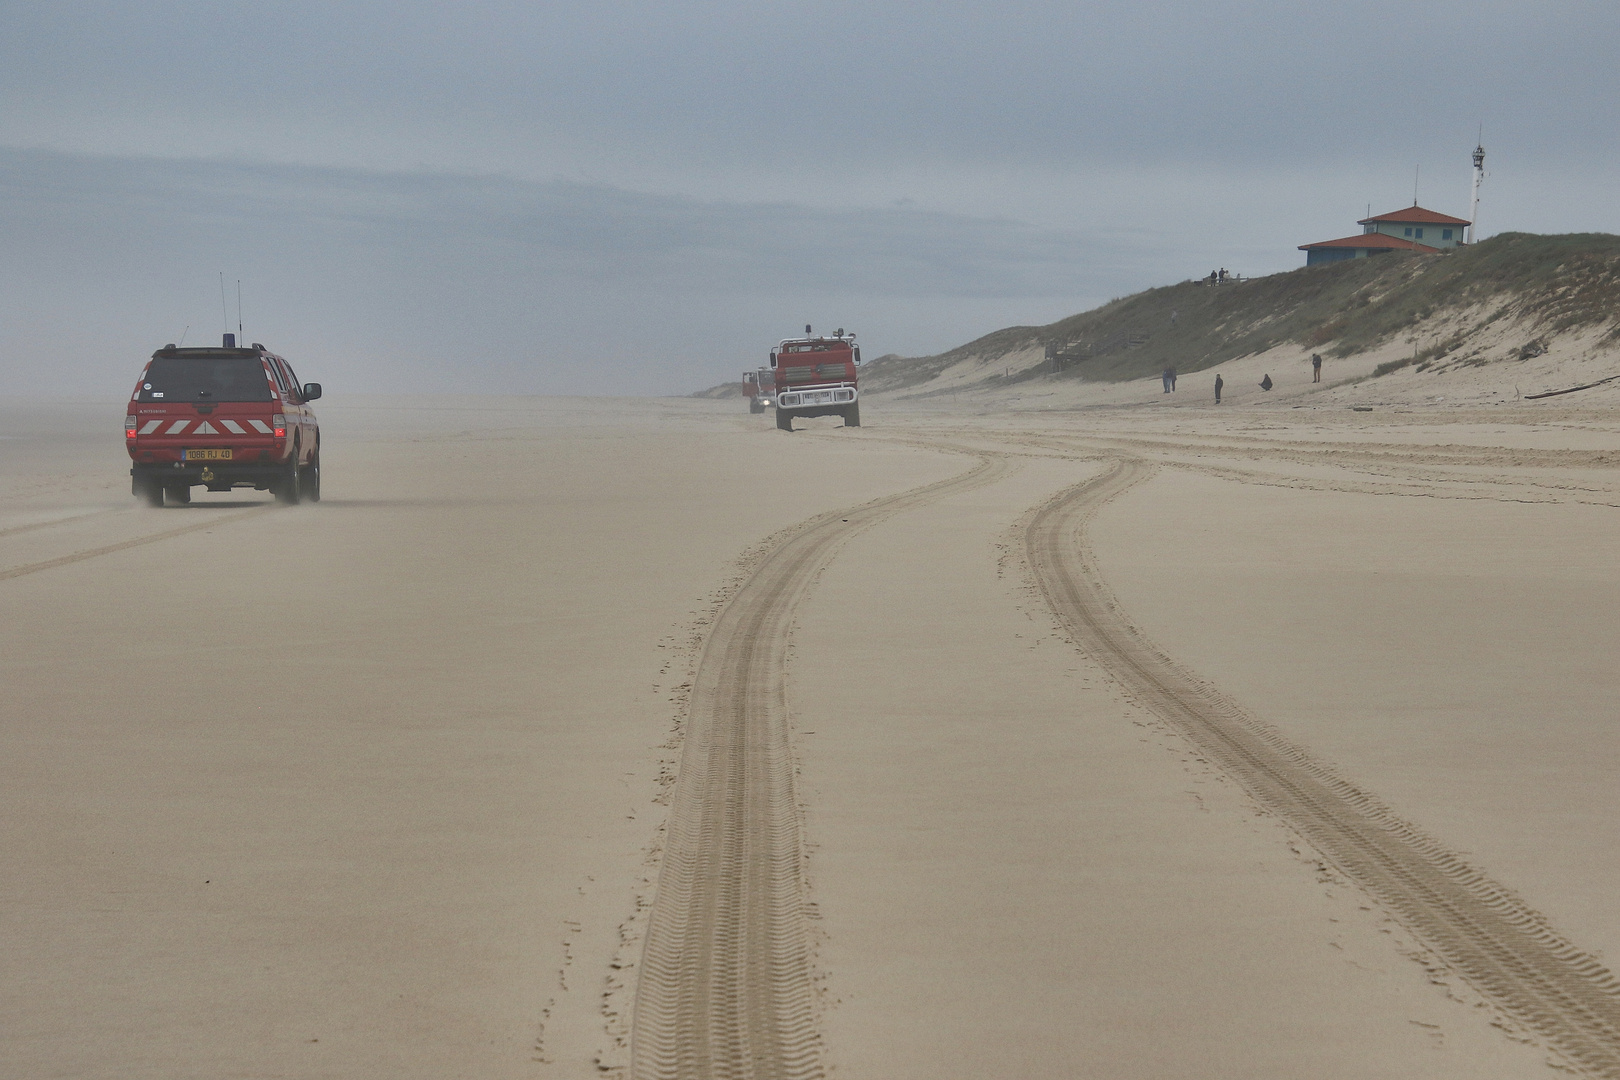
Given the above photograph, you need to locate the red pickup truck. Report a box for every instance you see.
[126,336,321,506]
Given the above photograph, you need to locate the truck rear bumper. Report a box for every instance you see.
[777,385,856,410]
[132,461,288,490]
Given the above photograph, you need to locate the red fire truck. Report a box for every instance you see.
[742,367,775,413]
[770,326,861,431]
[125,335,322,506]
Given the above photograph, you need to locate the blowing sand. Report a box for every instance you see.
[3,388,1617,1078]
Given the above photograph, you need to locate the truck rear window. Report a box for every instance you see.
[138,357,273,402]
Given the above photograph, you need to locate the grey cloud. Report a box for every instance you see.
[3,149,1149,296]
[0,149,1154,396]
[4,1,1616,174]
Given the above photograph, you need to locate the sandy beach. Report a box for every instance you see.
[3,385,1617,1078]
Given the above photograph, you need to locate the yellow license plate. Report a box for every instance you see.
[183,448,232,460]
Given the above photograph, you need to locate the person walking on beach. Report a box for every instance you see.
[1312,353,1322,383]
[1162,367,1173,393]
[1214,374,1223,403]
[1169,366,1177,391]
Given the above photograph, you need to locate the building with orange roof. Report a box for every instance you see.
[1300,204,1471,266]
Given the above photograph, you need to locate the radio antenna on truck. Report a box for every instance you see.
[237,279,243,345]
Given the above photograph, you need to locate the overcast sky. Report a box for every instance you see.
[3,1,1617,396]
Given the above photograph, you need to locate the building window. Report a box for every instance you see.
[1415,228,1424,239]
[1404,227,1414,236]
[1442,228,1453,240]
[1365,225,1375,234]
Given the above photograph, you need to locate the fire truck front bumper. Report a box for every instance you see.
[776,385,857,410]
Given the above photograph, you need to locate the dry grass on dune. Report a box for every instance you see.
[858,232,1620,398]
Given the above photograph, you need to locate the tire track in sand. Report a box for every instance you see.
[0,506,273,582]
[1025,457,1620,1078]
[632,451,1012,1080]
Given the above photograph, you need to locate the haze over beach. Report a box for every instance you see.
[4,4,1620,1080]
[3,1,1620,395]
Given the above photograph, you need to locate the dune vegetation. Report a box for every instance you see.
[860,232,1620,396]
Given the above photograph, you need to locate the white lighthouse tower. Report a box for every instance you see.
[1467,139,1486,244]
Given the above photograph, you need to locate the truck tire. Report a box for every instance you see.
[776,409,793,432]
[274,461,302,505]
[844,403,861,427]
[301,450,321,503]
[164,484,191,505]
[749,398,765,414]
[134,475,164,507]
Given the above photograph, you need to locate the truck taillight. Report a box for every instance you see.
[125,416,137,438]
[272,414,286,438]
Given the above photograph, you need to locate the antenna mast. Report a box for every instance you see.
[236,279,243,344]
[1468,132,1486,244]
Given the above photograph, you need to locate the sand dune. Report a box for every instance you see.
[3,394,1617,1077]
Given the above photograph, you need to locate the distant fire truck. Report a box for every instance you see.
[742,366,775,413]
[770,326,861,431]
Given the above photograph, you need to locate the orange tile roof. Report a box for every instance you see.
[1299,233,1441,253]
[1357,205,1471,226]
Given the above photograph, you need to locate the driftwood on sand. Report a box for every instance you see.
[1524,374,1620,400]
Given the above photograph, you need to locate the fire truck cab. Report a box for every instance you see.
[770,327,861,431]
[125,335,321,506]
[742,367,775,413]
